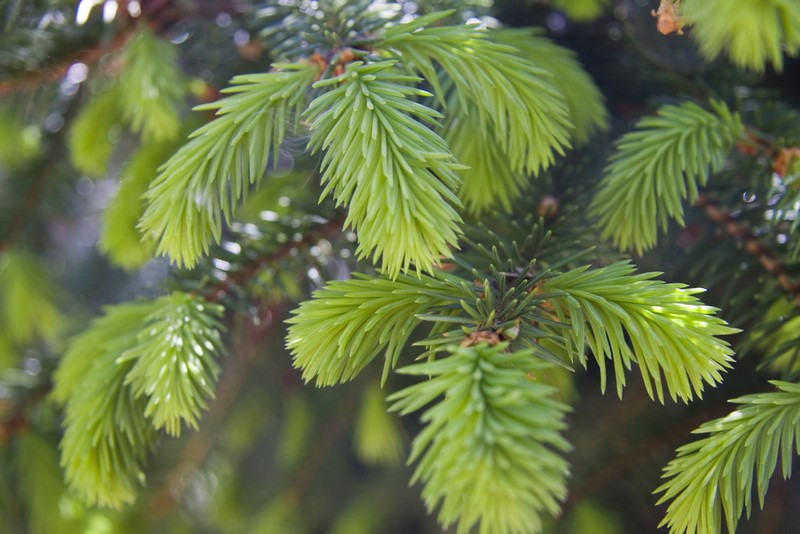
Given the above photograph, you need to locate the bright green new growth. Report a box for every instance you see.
[285,272,470,385]
[657,381,800,534]
[354,382,405,465]
[68,87,122,177]
[449,28,608,213]
[29,4,794,530]
[52,301,158,406]
[99,140,179,269]
[121,293,225,436]
[56,295,224,505]
[58,302,158,508]
[379,12,573,177]
[591,100,744,254]
[444,99,525,214]
[0,111,41,169]
[306,61,463,276]
[543,261,737,402]
[15,431,82,534]
[119,25,186,143]
[140,63,317,268]
[66,26,184,178]
[389,343,571,534]
[493,29,608,146]
[682,0,800,72]
[552,0,611,22]
[0,249,63,345]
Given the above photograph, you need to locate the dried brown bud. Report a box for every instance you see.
[652,0,685,36]
[537,195,559,221]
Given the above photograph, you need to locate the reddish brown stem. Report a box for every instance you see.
[696,195,800,304]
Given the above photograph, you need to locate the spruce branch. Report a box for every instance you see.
[742,298,800,378]
[542,261,738,402]
[492,29,608,146]
[150,303,279,516]
[52,302,158,406]
[552,0,611,22]
[379,12,573,177]
[444,98,526,214]
[56,294,224,506]
[139,62,318,268]
[57,301,159,508]
[657,381,800,534]
[68,86,123,177]
[121,293,225,436]
[696,194,800,304]
[681,0,800,73]
[0,249,63,345]
[445,28,607,214]
[389,343,571,534]
[591,100,744,254]
[99,140,181,270]
[306,60,463,276]
[61,349,156,509]
[286,271,471,386]
[118,25,187,143]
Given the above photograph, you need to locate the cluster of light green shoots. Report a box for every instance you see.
[49,2,800,533]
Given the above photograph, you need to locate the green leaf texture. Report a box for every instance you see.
[306,60,463,276]
[140,63,317,267]
[122,293,225,436]
[682,0,800,72]
[286,272,469,385]
[389,343,570,534]
[119,25,187,143]
[379,13,572,177]
[543,261,737,402]
[657,381,800,534]
[591,100,743,253]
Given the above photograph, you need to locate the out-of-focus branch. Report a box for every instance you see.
[0,29,134,96]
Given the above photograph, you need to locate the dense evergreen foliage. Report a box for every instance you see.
[1,0,799,532]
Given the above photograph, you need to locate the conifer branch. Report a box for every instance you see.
[444,98,526,214]
[657,381,800,534]
[389,343,571,534]
[151,303,279,516]
[139,63,318,268]
[99,140,180,270]
[0,249,63,345]
[492,29,608,146]
[121,293,225,436]
[286,271,471,385]
[379,12,572,177]
[681,0,800,72]
[591,100,744,254]
[118,25,187,143]
[56,295,225,505]
[696,195,800,304]
[542,261,738,402]
[306,60,463,276]
[57,301,159,508]
[68,86,123,177]
[444,28,607,214]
